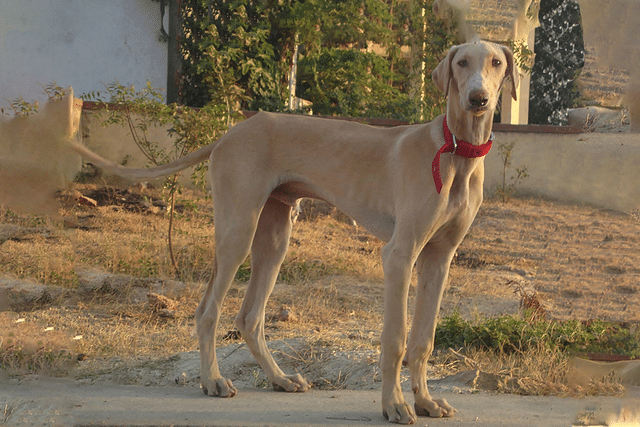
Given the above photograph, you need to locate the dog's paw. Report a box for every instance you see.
[272,373,311,393]
[414,398,457,418]
[202,378,237,398]
[382,401,417,424]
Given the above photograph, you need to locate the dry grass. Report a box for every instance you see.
[0,184,386,374]
[1,183,638,397]
[0,212,76,287]
[0,312,76,375]
[441,345,625,397]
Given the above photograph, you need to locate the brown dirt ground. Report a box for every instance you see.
[451,197,640,324]
[1,187,639,386]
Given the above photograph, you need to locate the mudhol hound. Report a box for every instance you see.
[72,40,518,424]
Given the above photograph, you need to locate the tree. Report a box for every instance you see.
[294,0,417,119]
[177,0,453,122]
[179,0,295,111]
[529,0,584,125]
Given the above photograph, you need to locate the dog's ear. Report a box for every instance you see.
[432,45,460,98]
[501,46,520,101]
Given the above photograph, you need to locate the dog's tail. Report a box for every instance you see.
[69,142,215,181]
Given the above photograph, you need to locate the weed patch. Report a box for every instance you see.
[435,310,640,358]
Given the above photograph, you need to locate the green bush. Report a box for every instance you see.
[435,311,640,357]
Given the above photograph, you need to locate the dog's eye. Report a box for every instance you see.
[492,58,502,67]
[458,60,468,68]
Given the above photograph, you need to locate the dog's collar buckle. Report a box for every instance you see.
[432,115,494,194]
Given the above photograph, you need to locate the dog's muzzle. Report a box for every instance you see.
[468,90,489,110]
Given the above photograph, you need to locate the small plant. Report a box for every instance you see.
[252,370,270,388]
[235,258,252,282]
[507,40,534,74]
[511,281,547,322]
[1,81,66,117]
[495,141,528,203]
[81,82,174,166]
[40,81,66,101]
[80,82,233,277]
[2,403,15,425]
[1,97,39,117]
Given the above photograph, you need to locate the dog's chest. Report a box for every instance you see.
[445,162,483,220]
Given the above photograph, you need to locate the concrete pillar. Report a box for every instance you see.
[501,29,535,125]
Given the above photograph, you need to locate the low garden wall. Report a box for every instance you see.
[2,93,638,216]
[485,127,640,213]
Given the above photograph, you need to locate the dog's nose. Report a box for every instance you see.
[469,91,489,108]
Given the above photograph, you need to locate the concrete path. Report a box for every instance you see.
[0,378,634,426]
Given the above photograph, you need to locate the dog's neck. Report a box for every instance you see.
[445,103,495,146]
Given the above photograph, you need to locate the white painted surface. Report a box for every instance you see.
[0,0,168,105]
[484,131,640,212]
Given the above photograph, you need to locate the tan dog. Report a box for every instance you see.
[72,40,518,424]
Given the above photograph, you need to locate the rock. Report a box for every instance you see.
[76,268,134,295]
[0,276,66,311]
[77,194,98,207]
[147,292,179,311]
[431,369,510,392]
[157,308,177,318]
[567,107,627,132]
[277,306,297,322]
[0,224,50,243]
[76,267,187,298]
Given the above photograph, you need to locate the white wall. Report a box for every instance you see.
[484,132,640,213]
[0,0,168,105]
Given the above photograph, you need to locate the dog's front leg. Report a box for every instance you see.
[406,245,457,418]
[380,241,419,425]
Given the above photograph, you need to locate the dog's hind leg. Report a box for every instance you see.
[235,197,310,392]
[196,204,260,398]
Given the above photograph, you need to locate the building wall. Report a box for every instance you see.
[0,0,168,105]
[484,131,640,212]
[81,107,196,187]
[85,107,640,214]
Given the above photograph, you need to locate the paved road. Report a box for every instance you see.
[1,378,635,426]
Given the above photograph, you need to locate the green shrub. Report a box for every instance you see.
[435,311,640,357]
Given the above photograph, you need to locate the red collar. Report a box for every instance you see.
[431,115,493,194]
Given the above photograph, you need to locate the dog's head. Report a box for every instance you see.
[432,41,519,115]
